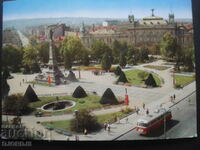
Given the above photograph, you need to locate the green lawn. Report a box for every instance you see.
[27,81,50,86]
[174,75,195,87]
[30,95,109,115]
[125,69,162,86]
[41,111,132,132]
[143,65,170,70]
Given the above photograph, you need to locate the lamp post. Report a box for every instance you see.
[173,68,175,86]
[78,66,81,79]
[163,108,167,139]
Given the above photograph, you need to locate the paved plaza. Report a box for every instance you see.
[4,59,197,140]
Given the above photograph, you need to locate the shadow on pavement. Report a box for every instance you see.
[140,119,180,137]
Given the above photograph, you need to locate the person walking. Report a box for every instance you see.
[173,94,176,101]
[66,136,70,141]
[170,96,173,102]
[75,135,79,141]
[104,122,107,130]
[126,117,129,123]
[22,79,24,83]
[142,103,145,110]
[107,123,110,134]
[146,109,149,115]
[84,128,87,136]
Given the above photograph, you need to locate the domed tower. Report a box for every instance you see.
[128,11,134,23]
[169,13,175,24]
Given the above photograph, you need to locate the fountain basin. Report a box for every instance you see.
[41,100,76,112]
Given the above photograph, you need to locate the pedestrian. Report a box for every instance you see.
[75,135,79,141]
[170,96,173,102]
[84,128,87,136]
[22,79,24,83]
[142,103,145,109]
[126,117,129,123]
[104,122,107,130]
[135,108,138,115]
[117,117,120,124]
[20,82,21,86]
[66,136,70,141]
[173,94,176,100]
[146,109,149,115]
[107,123,110,134]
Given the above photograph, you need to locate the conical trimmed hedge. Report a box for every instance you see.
[100,88,118,105]
[114,66,122,76]
[23,85,39,102]
[145,73,157,87]
[117,71,128,83]
[72,86,87,98]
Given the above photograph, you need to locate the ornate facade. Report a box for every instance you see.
[79,10,193,49]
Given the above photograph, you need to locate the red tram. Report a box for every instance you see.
[136,108,172,135]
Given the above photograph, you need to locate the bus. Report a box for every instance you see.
[136,108,172,135]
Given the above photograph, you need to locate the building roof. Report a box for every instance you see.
[137,108,170,124]
[139,15,168,25]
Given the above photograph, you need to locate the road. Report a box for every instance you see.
[116,92,197,140]
[17,30,29,47]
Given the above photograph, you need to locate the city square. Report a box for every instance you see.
[2,0,197,142]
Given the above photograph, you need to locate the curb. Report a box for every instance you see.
[169,90,196,108]
[112,127,136,141]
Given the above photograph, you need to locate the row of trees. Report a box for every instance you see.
[2,32,195,73]
[160,33,195,72]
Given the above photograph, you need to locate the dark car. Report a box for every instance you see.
[35,112,43,117]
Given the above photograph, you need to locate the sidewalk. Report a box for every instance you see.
[58,82,196,141]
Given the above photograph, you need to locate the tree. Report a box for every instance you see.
[2,77,10,100]
[137,71,149,81]
[127,44,136,65]
[23,64,31,74]
[91,40,112,62]
[2,67,11,79]
[117,71,128,83]
[23,85,39,102]
[23,45,39,73]
[114,66,122,76]
[31,62,41,73]
[182,47,195,72]
[37,42,49,63]
[160,33,178,59]
[61,36,84,69]
[3,93,31,115]
[139,47,149,62]
[2,45,23,72]
[70,109,101,132]
[119,53,127,68]
[145,74,157,87]
[112,40,128,64]
[100,88,118,104]
[72,86,87,98]
[29,36,37,47]
[101,52,112,72]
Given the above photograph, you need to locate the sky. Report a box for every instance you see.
[3,0,192,20]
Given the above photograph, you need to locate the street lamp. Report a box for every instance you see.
[162,108,167,139]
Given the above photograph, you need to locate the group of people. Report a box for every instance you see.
[135,103,150,116]
[170,94,176,103]
[104,122,111,133]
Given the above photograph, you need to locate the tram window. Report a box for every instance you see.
[138,123,148,127]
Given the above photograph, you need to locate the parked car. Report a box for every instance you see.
[35,112,43,117]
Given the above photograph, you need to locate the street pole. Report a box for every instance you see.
[164,110,167,139]
[79,67,81,79]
